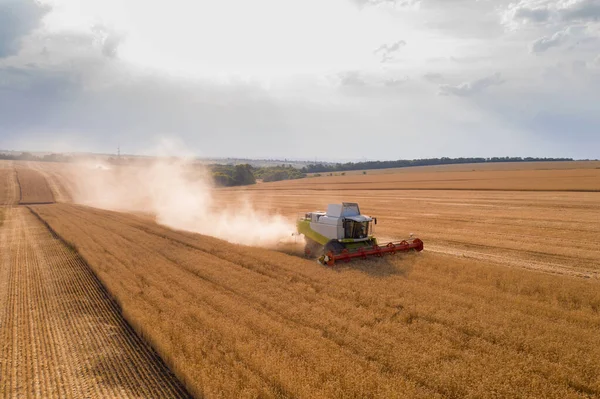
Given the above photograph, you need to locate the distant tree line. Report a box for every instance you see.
[211,164,306,187]
[2,152,579,187]
[0,152,73,163]
[211,164,257,187]
[300,157,574,173]
[253,165,305,182]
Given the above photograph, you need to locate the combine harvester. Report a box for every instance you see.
[297,202,423,266]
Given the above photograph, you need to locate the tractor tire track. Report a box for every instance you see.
[0,207,191,399]
[426,243,600,280]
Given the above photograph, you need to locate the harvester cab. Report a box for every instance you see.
[297,202,423,266]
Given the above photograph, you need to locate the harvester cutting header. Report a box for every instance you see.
[297,203,423,266]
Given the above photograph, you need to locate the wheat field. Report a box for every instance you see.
[214,189,600,278]
[311,161,600,175]
[0,165,18,206]
[1,160,600,398]
[0,207,190,398]
[31,202,600,398]
[15,167,55,204]
[268,161,600,191]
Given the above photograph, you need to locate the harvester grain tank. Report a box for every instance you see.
[297,202,423,266]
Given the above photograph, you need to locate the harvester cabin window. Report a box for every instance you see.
[344,221,370,239]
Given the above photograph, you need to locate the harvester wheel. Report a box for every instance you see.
[323,240,345,256]
[413,238,424,252]
[304,238,321,258]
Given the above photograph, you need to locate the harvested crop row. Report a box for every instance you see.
[25,162,73,203]
[15,168,55,204]
[33,203,600,398]
[23,161,80,203]
[0,163,18,206]
[0,207,190,398]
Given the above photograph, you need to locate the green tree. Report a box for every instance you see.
[213,172,235,187]
[234,164,256,185]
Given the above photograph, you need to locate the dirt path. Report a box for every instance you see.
[0,207,190,398]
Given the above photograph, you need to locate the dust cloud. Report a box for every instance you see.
[70,159,295,247]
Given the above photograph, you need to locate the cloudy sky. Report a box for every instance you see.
[0,0,599,160]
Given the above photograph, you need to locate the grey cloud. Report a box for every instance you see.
[540,63,575,82]
[530,29,570,53]
[567,35,600,51]
[374,40,406,62]
[450,55,494,64]
[0,0,49,58]
[338,70,414,92]
[572,59,587,73]
[438,72,504,96]
[594,54,600,66]
[350,0,420,7]
[2,0,599,160]
[529,25,587,53]
[505,0,600,27]
[18,29,124,67]
[0,65,80,132]
[513,6,551,22]
[359,0,505,38]
[384,77,409,87]
[423,72,443,82]
[338,71,367,87]
[92,26,125,59]
[102,34,122,58]
[559,0,600,22]
[396,0,420,5]
[0,61,293,156]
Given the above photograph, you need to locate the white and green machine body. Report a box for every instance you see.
[297,202,378,257]
[297,202,424,265]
